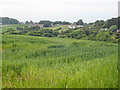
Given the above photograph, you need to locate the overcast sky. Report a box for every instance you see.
[0,0,119,23]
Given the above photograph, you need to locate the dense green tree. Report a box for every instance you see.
[53,21,70,25]
[67,30,86,39]
[102,18,118,28]
[29,21,34,24]
[25,21,29,24]
[96,32,111,41]
[94,20,105,27]
[109,25,117,32]
[76,19,84,25]
[2,17,19,24]
[57,35,65,38]
[39,21,52,27]
[62,21,70,25]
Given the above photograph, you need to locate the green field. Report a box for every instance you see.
[2,34,118,88]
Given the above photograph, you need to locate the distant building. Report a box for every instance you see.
[117,29,120,33]
[68,23,83,29]
[55,24,60,26]
[104,28,109,31]
[39,24,44,28]
[51,23,54,27]
[68,25,76,29]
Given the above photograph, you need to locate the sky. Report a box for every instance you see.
[0,0,119,23]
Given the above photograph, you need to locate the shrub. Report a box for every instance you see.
[42,33,53,37]
[57,35,65,38]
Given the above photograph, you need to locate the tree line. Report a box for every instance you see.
[1,17,119,28]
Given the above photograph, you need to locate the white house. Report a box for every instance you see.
[68,23,83,29]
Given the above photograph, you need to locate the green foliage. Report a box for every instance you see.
[57,35,65,38]
[29,21,34,24]
[28,26,40,30]
[109,35,118,43]
[96,32,111,41]
[109,25,117,33]
[39,21,52,27]
[2,35,118,88]
[56,28,62,30]
[25,21,29,24]
[9,31,27,35]
[102,18,118,28]
[42,33,53,37]
[60,29,73,35]
[67,30,86,39]
[26,29,59,37]
[53,21,70,25]
[2,18,119,43]
[94,20,105,27]
[76,19,84,25]
[2,17,19,24]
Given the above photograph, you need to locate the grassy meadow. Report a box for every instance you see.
[2,34,118,88]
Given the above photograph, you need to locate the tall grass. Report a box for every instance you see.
[2,35,118,88]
